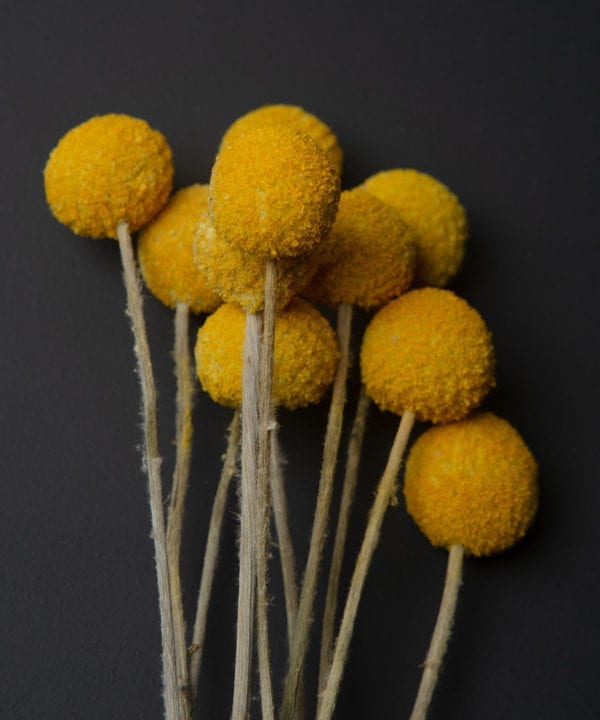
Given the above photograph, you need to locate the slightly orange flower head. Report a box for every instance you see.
[221,104,343,174]
[304,188,416,309]
[195,298,339,409]
[404,412,539,556]
[363,169,467,287]
[44,114,173,239]
[210,124,340,258]
[193,213,323,314]
[360,288,495,423]
[138,185,221,314]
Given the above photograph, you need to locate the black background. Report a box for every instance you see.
[2,1,599,718]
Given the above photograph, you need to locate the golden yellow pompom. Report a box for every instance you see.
[404,412,539,556]
[221,104,343,174]
[193,215,322,313]
[44,114,173,239]
[304,188,416,309]
[363,169,467,287]
[195,298,339,409]
[360,288,495,423]
[210,124,340,258]
[137,185,221,314]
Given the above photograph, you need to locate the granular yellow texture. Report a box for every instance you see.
[360,288,495,423]
[363,169,467,287]
[221,104,343,175]
[195,298,339,409]
[404,412,539,556]
[44,114,173,239]
[138,184,221,314]
[194,215,322,313]
[304,188,416,309]
[210,124,340,258]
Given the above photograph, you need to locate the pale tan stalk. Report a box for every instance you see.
[255,260,277,720]
[317,410,416,720]
[281,302,353,720]
[270,432,298,646]
[189,411,241,701]
[166,302,194,718]
[318,387,371,695]
[230,312,261,720]
[409,544,464,720]
[116,222,183,720]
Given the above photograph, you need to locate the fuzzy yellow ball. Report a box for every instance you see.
[304,188,416,309]
[360,288,495,423]
[221,104,343,175]
[363,169,467,287]
[44,114,173,239]
[404,412,539,556]
[209,124,340,259]
[195,298,340,409]
[138,185,221,314]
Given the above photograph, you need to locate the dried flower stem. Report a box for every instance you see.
[317,410,416,720]
[318,387,371,695]
[166,302,194,718]
[270,432,298,646]
[189,411,241,701]
[255,260,277,720]
[409,544,464,720]
[230,312,261,720]
[281,301,353,720]
[116,222,183,720]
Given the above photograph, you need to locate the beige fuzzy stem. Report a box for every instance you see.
[255,260,277,720]
[281,301,353,720]
[409,544,464,720]
[230,312,261,720]
[166,302,194,718]
[270,432,298,647]
[318,387,371,695]
[116,222,183,720]
[189,411,241,702]
[317,410,416,720]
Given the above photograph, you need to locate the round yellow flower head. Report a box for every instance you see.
[404,412,539,556]
[194,214,322,314]
[209,124,340,258]
[363,169,467,287]
[304,188,417,309]
[44,114,173,239]
[138,185,221,314]
[221,104,343,175]
[360,288,495,423]
[195,298,340,409]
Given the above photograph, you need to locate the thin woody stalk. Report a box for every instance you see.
[116,222,183,720]
[166,301,194,718]
[281,301,353,720]
[189,411,241,701]
[317,410,416,720]
[318,387,371,695]
[255,260,277,720]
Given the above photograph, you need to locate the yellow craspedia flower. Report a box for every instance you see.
[404,412,539,556]
[360,288,495,423]
[138,184,221,314]
[44,114,173,239]
[221,104,343,175]
[363,169,467,287]
[194,214,322,314]
[210,124,340,258]
[195,298,340,409]
[304,188,416,309]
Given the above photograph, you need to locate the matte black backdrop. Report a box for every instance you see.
[2,1,599,718]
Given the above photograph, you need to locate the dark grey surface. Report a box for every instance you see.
[2,1,599,718]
